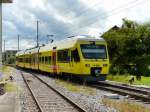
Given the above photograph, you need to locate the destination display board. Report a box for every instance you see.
[1,0,13,3]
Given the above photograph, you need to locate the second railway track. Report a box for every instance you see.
[89,81,150,103]
[21,72,86,112]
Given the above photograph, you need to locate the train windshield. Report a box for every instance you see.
[80,44,107,59]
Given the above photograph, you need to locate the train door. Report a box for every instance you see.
[71,49,80,74]
[52,47,57,74]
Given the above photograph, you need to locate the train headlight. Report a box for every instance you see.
[85,64,90,67]
[103,64,108,67]
[95,69,101,74]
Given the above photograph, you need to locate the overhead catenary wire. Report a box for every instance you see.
[62,0,105,19]
[73,0,141,22]
[64,0,150,36]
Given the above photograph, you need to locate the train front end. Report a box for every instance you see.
[76,36,109,81]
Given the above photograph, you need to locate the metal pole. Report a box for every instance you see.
[36,20,39,47]
[3,40,5,64]
[3,40,5,52]
[18,35,19,51]
[0,3,2,65]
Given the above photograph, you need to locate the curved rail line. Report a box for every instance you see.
[21,72,87,112]
[89,81,150,103]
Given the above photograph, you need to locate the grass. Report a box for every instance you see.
[0,65,11,73]
[102,98,150,112]
[0,66,21,93]
[0,66,12,82]
[4,82,20,92]
[55,79,96,95]
[107,74,150,86]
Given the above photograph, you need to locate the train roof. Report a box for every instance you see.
[40,35,105,52]
[16,47,40,56]
[25,47,40,54]
[16,49,26,56]
[16,35,105,55]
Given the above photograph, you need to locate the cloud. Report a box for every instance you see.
[3,0,107,50]
[3,0,150,50]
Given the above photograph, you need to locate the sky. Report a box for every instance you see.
[2,0,150,50]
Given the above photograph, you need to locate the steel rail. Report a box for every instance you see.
[32,73,87,112]
[21,72,44,112]
[89,82,150,103]
[97,81,150,95]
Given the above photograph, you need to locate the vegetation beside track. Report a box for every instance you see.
[0,66,12,82]
[0,66,19,93]
[107,74,150,86]
[4,82,20,92]
[55,79,96,95]
[102,98,150,112]
[103,18,150,76]
[103,18,150,85]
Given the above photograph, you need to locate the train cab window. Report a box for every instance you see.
[80,44,107,59]
[72,49,80,62]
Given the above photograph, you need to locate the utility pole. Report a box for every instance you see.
[36,20,39,47]
[3,39,5,52]
[3,39,5,64]
[0,3,2,65]
[0,0,12,66]
[18,35,20,51]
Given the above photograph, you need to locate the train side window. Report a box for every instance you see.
[42,57,44,63]
[25,58,27,63]
[48,56,51,64]
[72,49,80,62]
[40,57,42,63]
[45,57,48,64]
[20,58,22,62]
[29,58,31,63]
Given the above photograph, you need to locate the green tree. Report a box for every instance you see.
[103,18,150,75]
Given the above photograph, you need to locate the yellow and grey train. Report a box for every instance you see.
[16,35,109,81]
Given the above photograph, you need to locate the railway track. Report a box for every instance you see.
[21,72,86,112]
[89,81,150,103]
